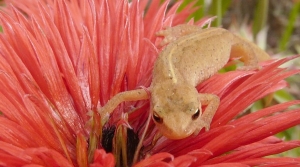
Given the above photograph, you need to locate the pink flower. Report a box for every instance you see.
[0,0,299,166]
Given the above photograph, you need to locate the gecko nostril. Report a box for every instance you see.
[153,112,163,124]
[192,109,200,120]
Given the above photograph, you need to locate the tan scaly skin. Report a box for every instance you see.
[99,24,270,140]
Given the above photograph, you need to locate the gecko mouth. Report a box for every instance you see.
[158,125,194,140]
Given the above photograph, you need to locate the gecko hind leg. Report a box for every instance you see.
[156,24,202,46]
[230,42,260,70]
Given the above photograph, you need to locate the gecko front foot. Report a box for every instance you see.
[193,119,211,135]
[192,94,220,135]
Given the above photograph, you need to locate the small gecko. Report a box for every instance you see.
[100,24,270,139]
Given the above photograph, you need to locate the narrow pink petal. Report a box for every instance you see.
[238,158,300,166]
[10,6,35,35]
[24,147,73,167]
[202,163,249,167]
[164,1,182,24]
[232,100,300,126]
[133,152,174,167]
[0,7,86,137]
[144,0,169,41]
[90,149,115,167]
[0,13,42,85]
[3,0,45,16]
[0,141,32,163]
[170,1,197,25]
[171,154,196,167]
[203,139,300,164]
[0,141,73,166]
[0,62,71,152]
[76,134,88,167]
[35,3,87,122]
[109,19,129,96]
[190,109,300,164]
[77,25,100,109]
[54,0,81,66]
[136,39,158,86]
[126,0,144,89]
[96,0,112,104]
[104,0,129,98]
[211,57,299,127]
[32,18,85,127]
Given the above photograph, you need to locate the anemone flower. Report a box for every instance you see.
[0,0,299,167]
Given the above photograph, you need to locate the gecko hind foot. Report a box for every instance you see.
[236,64,260,71]
[156,24,201,46]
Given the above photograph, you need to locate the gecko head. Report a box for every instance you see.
[151,82,201,139]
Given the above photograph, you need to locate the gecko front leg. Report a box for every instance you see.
[99,89,149,124]
[194,93,220,135]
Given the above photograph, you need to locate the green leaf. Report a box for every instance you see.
[208,0,232,26]
[279,1,300,51]
[252,0,269,37]
[274,89,295,104]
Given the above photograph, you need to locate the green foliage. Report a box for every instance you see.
[274,89,295,103]
[279,1,300,52]
[207,0,231,26]
[252,0,268,38]
[177,0,232,26]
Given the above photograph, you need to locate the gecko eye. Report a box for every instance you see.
[153,112,163,124]
[192,109,200,120]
